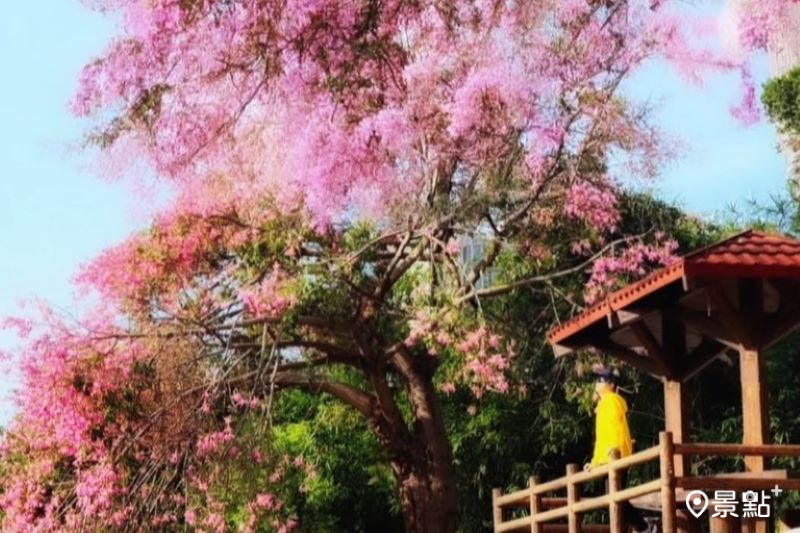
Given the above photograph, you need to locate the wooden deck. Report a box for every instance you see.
[492,433,800,533]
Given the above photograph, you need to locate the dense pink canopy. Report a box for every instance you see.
[73,0,761,230]
[2,0,798,531]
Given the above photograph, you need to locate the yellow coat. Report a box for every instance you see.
[590,391,633,466]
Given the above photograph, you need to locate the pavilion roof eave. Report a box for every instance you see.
[546,229,800,366]
[547,261,687,352]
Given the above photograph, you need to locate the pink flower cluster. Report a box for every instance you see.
[0,307,145,530]
[75,213,232,309]
[404,310,449,355]
[455,326,514,398]
[196,417,235,459]
[718,0,800,124]
[564,183,620,234]
[585,237,679,305]
[239,264,294,319]
[722,0,800,53]
[75,461,120,518]
[69,0,756,232]
[0,299,307,531]
[231,391,261,410]
[6,0,797,529]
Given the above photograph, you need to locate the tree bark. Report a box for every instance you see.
[393,455,458,533]
[274,343,460,532]
[388,348,459,533]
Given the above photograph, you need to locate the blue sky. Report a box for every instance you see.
[0,2,789,424]
[0,4,136,422]
[629,56,788,212]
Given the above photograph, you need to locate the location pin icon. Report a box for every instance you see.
[685,490,709,518]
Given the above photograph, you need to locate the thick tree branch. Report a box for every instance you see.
[272,372,374,418]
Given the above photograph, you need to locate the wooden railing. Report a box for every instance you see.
[492,433,800,533]
[672,442,800,491]
[492,432,675,533]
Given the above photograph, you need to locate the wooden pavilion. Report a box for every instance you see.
[492,230,800,533]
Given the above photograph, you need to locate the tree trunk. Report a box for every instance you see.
[393,448,459,533]
[388,349,459,533]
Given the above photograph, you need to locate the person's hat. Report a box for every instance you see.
[594,368,619,385]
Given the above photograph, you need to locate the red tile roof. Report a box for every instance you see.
[684,230,800,277]
[547,230,800,345]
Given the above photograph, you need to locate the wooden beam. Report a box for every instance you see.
[663,306,741,351]
[554,481,662,516]
[738,278,764,345]
[708,285,755,349]
[553,343,575,357]
[674,442,800,456]
[709,506,741,533]
[591,339,663,376]
[492,488,502,532]
[678,339,727,381]
[662,316,687,358]
[761,307,800,349]
[760,279,800,348]
[678,477,800,491]
[612,308,652,326]
[629,322,676,379]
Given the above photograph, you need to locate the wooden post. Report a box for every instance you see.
[677,513,703,533]
[738,278,769,533]
[708,499,741,533]
[660,431,677,533]
[492,488,502,533]
[664,378,696,533]
[663,379,689,477]
[566,464,582,533]
[607,463,623,533]
[709,514,741,533]
[530,476,543,533]
[740,348,769,473]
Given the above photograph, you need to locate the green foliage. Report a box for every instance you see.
[269,391,403,533]
[762,66,800,136]
[218,192,800,531]
[726,188,800,236]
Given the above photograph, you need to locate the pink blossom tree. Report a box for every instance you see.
[2,1,791,531]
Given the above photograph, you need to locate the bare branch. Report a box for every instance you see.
[455,233,648,303]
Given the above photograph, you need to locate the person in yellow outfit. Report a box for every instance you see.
[584,369,654,533]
